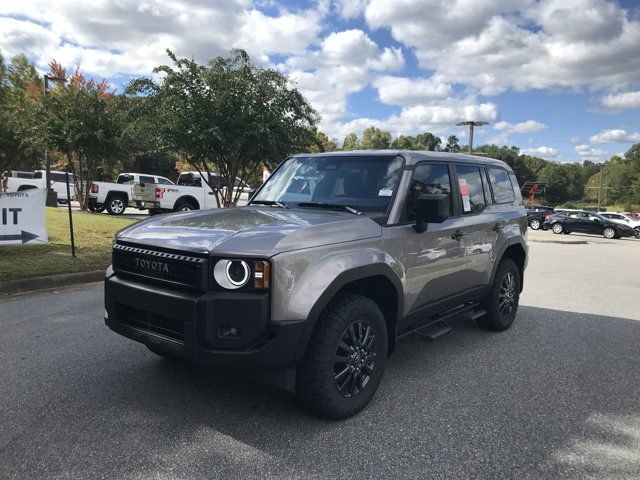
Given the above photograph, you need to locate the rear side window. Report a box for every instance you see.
[455,165,487,214]
[117,174,134,184]
[139,175,156,184]
[405,163,453,221]
[488,167,515,204]
[157,177,174,185]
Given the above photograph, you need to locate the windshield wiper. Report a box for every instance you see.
[297,202,363,215]
[250,200,288,209]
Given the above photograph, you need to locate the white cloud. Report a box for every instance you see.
[373,75,453,106]
[521,146,561,159]
[589,129,640,144]
[575,144,608,161]
[600,91,640,111]
[333,0,368,19]
[494,120,548,134]
[364,0,640,95]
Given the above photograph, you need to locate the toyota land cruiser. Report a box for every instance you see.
[105,151,528,418]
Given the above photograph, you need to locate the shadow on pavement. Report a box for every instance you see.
[2,305,640,479]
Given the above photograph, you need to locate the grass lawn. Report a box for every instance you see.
[0,208,136,282]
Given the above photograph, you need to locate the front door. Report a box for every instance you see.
[402,163,467,315]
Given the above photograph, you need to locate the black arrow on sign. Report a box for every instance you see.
[0,231,39,244]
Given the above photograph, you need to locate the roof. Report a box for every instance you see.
[291,150,514,171]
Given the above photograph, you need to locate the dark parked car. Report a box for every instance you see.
[525,205,554,230]
[543,210,636,239]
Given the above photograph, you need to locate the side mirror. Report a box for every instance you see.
[414,194,449,233]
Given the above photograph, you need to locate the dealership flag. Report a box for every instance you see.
[0,189,49,246]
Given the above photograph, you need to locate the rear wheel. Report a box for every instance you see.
[295,293,387,419]
[603,227,616,239]
[174,199,197,212]
[106,195,127,215]
[551,222,563,234]
[529,218,541,230]
[634,227,639,239]
[479,258,520,332]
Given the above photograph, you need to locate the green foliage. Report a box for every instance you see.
[342,133,360,151]
[360,126,392,150]
[444,135,460,152]
[389,132,441,150]
[129,49,318,206]
[308,129,339,153]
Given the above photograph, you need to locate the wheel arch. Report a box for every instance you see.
[17,184,37,191]
[174,195,200,210]
[491,240,527,293]
[294,264,403,361]
[105,190,129,204]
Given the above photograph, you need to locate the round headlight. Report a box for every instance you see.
[214,259,250,289]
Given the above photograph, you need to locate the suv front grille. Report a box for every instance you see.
[115,304,184,342]
[112,243,207,289]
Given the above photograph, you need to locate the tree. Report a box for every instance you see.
[130,49,318,206]
[45,62,123,209]
[390,134,415,149]
[309,129,339,153]
[444,135,460,152]
[342,133,359,151]
[414,132,441,151]
[360,126,391,150]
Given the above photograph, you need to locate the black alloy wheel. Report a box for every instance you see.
[498,271,517,317]
[333,320,377,398]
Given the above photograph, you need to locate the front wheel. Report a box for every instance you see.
[295,294,387,419]
[529,218,541,230]
[634,227,639,239]
[603,227,616,239]
[479,258,521,332]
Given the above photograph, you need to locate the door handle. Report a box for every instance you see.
[451,229,466,241]
[493,223,504,232]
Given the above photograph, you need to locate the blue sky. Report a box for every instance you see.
[1,0,639,163]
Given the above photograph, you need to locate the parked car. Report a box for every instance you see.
[131,171,253,212]
[105,150,528,418]
[543,210,636,239]
[6,169,76,202]
[599,212,640,238]
[525,205,554,230]
[89,173,175,215]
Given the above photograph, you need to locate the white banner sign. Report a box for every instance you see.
[0,188,49,246]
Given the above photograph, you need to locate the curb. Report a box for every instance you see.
[529,239,588,245]
[1,270,104,296]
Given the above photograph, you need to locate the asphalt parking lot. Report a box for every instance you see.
[1,238,639,479]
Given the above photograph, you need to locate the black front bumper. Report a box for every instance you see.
[105,273,306,370]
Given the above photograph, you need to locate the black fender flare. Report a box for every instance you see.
[293,263,403,362]
[489,237,527,291]
[174,196,200,210]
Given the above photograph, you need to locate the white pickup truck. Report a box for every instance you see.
[89,172,175,215]
[5,170,76,202]
[131,171,253,212]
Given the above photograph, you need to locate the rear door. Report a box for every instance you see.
[402,162,468,312]
[455,164,499,290]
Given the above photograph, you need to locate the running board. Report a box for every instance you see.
[398,301,484,341]
[413,321,451,342]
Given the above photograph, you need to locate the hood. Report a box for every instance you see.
[117,206,382,256]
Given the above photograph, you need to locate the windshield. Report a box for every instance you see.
[252,155,404,213]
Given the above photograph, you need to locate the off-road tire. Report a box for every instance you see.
[529,218,541,230]
[479,258,520,332]
[295,293,387,419]
[106,195,127,215]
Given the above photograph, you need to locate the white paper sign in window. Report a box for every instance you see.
[459,178,471,212]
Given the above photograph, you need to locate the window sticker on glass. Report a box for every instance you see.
[459,178,471,212]
[378,188,393,197]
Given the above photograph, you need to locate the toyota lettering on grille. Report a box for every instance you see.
[134,257,169,273]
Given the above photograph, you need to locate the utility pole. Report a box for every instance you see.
[456,121,488,153]
[43,74,67,207]
[597,163,605,211]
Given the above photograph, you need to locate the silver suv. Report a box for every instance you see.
[105,151,528,418]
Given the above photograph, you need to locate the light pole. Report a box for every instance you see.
[456,121,488,153]
[43,74,67,207]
